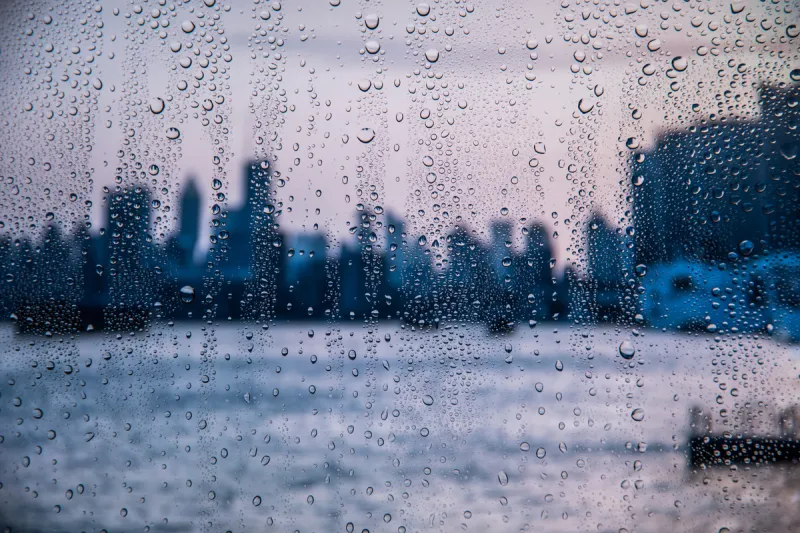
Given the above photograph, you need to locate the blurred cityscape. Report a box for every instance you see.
[1,84,798,337]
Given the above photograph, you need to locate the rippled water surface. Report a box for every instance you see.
[1,324,798,533]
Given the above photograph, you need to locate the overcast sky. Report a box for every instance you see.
[0,0,793,269]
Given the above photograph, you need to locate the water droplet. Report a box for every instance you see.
[181,20,195,33]
[365,14,379,29]
[357,128,375,143]
[631,408,645,422]
[365,40,381,54]
[671,56,688,72]
[150,98,165,114]
[253,496,262,506]
[166,127,181,140]
[425,48,440,63]
[180,285,195,303]
[422,395,434,406]
[739,240,754,256]
[619,340,635,360]
[520,442,530,451]
[416,3,430,16]
[578,99,594,114]
[498,471,509,486]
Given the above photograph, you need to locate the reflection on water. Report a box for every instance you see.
[0,323,798,533]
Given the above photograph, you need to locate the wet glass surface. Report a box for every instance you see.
[0,1,798,532]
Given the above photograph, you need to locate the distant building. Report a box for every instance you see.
[631,83,799,266]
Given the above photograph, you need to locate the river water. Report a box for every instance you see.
[0,322,798,533]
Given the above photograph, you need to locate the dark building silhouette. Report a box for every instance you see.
[104,186,162,329]
[1,159,570,332]
[585,214,631,321]
[631,83,800,266]
[3,84,798,334]
[173,177,200,268]
[514,222,558,322]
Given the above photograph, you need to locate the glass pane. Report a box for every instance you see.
[0,0,798,532]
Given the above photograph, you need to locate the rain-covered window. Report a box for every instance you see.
[0,0,798,531]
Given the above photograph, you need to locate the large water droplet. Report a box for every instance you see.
[365,40,381,54]
[671,56,688,72]
[619,340,635,360]
[365,14,379,29]
[425,48,440,62]
[150,98,165,114]
[357,128,375,143]
[647,39,661,52]
[498,471,509,486]
[180,285,195,303]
